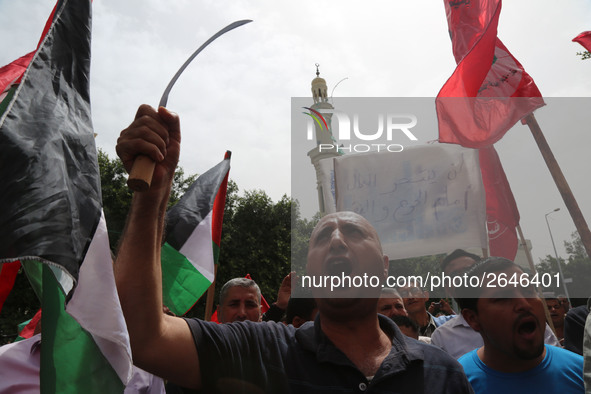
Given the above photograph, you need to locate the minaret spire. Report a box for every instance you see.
[311,63,328,104]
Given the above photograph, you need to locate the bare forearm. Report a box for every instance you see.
[114,105,200,388]
[116,188,201,388]
[115,188,169,352]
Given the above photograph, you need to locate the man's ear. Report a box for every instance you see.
[461,308,482,332]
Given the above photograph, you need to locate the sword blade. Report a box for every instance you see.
[159,19,253,107]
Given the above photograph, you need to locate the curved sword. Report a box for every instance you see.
[128,19,253,191]
[159,19,253,107]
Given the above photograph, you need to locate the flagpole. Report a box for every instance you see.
[516,224,556,336]
[525,113,591,260]
[204,265,218,321]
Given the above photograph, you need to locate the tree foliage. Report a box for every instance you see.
[388,254,447,299]
[210,189,314,311]
[536,232,591,307]
[291,206,321,275]
[98,149,133,249]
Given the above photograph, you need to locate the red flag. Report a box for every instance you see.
[573,31,591,52]
[210,274,270,323]
[245,274,271,312]
[479,146,519,260]
[0,260,21,313]
[0,53,34,98]
[437,0,544,148]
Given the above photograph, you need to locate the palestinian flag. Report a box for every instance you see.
[14,308,43,342]
[161,152,231,316]
[0,0,131,392]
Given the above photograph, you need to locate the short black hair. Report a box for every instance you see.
[441,249,481,272]
[392,315,419,333]
[455,257,517,313]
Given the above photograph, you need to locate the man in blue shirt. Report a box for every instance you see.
[456,257,584,393]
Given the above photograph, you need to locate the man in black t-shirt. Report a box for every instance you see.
[114,105,473,393]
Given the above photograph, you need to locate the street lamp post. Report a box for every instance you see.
[544,208,571,304]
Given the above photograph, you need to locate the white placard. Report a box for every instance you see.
[334,144,487,260]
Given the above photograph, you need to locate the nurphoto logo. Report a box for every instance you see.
[303,107,419,153]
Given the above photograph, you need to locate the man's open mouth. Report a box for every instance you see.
[325,258,353,277]
[516,315,538,339]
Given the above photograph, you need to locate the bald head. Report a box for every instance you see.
[305,211,389,304]
[309,212,384,255]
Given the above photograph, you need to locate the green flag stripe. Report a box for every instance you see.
[40,264,124,393]
[0,85,17,116]
[161,243,212,316]
[14,318,32,342]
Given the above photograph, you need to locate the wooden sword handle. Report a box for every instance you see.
[126,155,156,192]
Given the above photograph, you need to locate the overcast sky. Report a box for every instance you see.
[1,0,590,265]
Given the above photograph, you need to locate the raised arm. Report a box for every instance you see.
[114,105,201,389]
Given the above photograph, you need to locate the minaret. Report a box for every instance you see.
[307,64,341,215]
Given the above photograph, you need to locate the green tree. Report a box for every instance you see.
[388,254,447,299]
[536,232,591,307]
[215,189,294,305]
[98,149,133,249]
[290,205,320,275]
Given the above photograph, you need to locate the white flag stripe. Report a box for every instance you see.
[66,212,132,384]
[178,210,216,283]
